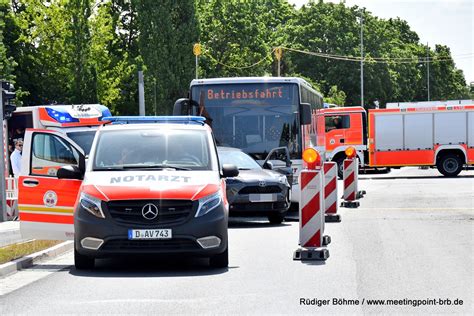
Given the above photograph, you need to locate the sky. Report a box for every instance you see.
[287,0,473,85]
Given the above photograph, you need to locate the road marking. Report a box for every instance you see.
[360,207,473,210]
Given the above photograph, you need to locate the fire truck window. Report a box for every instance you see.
[32,134,79,176]
[325,115,350,132]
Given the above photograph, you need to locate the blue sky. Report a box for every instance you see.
[288,0,473,85]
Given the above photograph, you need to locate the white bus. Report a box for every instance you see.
[174,77,325,203]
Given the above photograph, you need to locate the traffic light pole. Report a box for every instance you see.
[0,84,8,222]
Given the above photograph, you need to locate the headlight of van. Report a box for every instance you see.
[80,192,105,219]
[195,192,222,217]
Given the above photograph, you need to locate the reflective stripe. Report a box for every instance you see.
[18,205,74,214]
[20,212,74,224]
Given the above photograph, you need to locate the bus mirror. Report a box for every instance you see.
[173,98,199,115]
[300,103,311,125]
[173,98,189,115]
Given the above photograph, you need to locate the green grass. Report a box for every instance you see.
[0,240,62,264]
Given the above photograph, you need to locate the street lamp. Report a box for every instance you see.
[358,10,364,108]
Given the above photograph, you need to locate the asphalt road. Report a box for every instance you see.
[1,167,472,314]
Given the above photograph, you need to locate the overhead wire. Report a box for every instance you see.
[198,44,473,69]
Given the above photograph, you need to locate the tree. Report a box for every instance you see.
[67,0,97,103]
[136,0,198,115]
[0,0,16,83]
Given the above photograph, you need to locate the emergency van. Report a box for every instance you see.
[19,116,237,269]
[323,101,474,177]
[3,104,111,217]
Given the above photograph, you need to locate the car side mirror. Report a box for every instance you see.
[222,164,239,178]
[300,103,312,125]
[57,165,84,180]
[263,161,273,170]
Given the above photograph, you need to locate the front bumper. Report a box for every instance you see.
[74,202,228,258]
[226,184,290,216]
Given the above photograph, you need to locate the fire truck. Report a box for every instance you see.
[323,101,474,177]
[3,104,112,218]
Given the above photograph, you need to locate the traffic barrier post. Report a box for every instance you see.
[323,162,341,222]
[294,148,330,261]
[341,147,360,208]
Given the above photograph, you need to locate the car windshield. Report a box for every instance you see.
[66,131,96,154]
[218,149,261,170]
[93,129,212,171]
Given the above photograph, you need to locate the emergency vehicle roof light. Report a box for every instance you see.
[102,116,206,126]
[46,107,80,123]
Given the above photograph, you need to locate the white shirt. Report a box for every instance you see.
[10,149,22,178]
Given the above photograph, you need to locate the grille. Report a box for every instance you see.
[230,201,287,211]
[238,185,282,194]
[101,239,199,251]
[106,200,195,226]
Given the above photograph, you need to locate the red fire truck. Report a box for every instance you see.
[323,101,474,177]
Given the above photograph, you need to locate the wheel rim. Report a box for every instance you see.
[443,158,458,173]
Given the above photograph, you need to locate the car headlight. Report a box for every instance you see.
[80,192,105,219]
[195,192,222,217]
[292,176,298,185]
[278,175,289,185]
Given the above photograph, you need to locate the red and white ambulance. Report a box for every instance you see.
[3,104,111,218]
[323,101,474,177]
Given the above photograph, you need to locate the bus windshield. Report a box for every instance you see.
[191,83,301,160]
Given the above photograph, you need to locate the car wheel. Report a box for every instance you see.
[74,246,95,270]
[268,212,285,224]
[210,247,228,268]
[437,153,463,177]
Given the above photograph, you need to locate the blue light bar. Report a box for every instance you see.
[46,107,80,123]
[101,116,206,125]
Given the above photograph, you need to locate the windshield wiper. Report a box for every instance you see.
[120,164,191,171]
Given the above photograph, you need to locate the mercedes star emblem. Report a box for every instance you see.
[142,203,159,220]
[259,180,267,187]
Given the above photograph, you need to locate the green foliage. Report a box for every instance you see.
[0,0,16,82]
[0,0,470,113]
[136,0,198,115]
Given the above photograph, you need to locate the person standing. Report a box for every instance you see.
[10,139,23,177]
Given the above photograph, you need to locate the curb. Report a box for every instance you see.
[0,240,74,278]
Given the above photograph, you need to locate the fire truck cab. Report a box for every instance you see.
[322,106,367,177]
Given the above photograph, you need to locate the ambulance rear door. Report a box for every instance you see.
[19,129,85,240]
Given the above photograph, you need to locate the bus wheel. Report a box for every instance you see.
[436,153,462,177]
[335,157,345,179]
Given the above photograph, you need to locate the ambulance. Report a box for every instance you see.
[3,104,111,217]
[19,116,236,269]
[323,101,474,177]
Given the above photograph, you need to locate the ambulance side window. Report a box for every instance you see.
[31,133,79,177]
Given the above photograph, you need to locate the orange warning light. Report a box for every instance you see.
[302,148,321,169]
[345,146,357,159]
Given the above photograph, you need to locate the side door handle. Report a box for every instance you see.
[340,138,345,143]
[23,178,39,187]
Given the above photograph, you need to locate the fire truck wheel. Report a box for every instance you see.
[209,247,228,268]
[74,247,95,270]
[436,153,463,177]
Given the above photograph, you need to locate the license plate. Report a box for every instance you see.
[249,194,277,202]
[128,229,172,240]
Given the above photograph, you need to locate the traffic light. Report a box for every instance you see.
[1,81,16,120]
